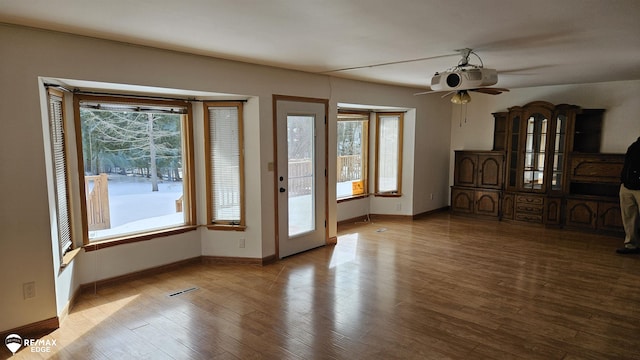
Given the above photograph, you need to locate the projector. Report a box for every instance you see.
[430,68,498,91]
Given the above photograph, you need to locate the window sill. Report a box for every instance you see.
[60,247,82,268]
[83,225,198,252]
[207,224,247,231]
[337,194,369,203]
[374,192,402,197]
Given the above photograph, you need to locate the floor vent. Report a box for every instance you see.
[168,287,198,297]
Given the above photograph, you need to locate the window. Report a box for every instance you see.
[204,102,245,228]
[375,113,403,195]
[47,88,73,258]
[337,112,369,200]
[74,95,195,244]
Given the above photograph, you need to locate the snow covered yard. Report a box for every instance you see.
[88,175,184,239]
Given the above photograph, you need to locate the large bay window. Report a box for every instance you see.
[74,95,195,244]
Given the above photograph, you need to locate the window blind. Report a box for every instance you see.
[377,114,402,193]
[208,106,242,223]
[48,89,73,257]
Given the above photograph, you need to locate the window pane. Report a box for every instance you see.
[288,115,315,236]
[79,103,186,241]
[377,114,402,193]
[337,116,367,199]
[209,106,242,223]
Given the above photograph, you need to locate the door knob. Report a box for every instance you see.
[279,187,286,193]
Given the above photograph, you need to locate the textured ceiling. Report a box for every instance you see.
[1,0,639,90]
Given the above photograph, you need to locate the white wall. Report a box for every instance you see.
[0,24,451,332]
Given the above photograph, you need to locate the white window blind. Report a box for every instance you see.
[48,89,73,257]
[207,105,243,224]
[376,114,403,194]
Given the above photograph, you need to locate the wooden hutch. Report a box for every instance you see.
[451,101,624,234]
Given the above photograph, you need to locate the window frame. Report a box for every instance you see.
[73,94,197,248]
[336,111,369,202]
[374,112,404,197]
[204,101,246,230]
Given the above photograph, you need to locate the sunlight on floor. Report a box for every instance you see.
[330,233,359,268]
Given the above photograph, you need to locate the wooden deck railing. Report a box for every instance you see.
[288,160,312,196]
[85,173,110,230]
[337,155,362,182]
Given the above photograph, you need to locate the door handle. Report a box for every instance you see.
[279,187,286,193]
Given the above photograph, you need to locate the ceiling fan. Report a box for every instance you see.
[414,48,509,103]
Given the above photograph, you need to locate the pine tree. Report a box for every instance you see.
[80,107,181,191]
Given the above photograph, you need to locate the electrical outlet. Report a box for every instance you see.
[23,282,35,299]
[239,238,245,248]
[430,193,434,200]
[396,203,402,211]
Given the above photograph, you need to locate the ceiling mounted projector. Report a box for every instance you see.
[430,68,498,91]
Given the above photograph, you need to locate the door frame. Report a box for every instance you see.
[272,95,329,259]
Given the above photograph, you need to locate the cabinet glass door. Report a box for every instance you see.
[523,113,548,190]
[551,113,566,191]
[508,115,520,188]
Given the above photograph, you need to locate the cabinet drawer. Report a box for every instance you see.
[515,204,544,214]
[516,194,544,205]
[515,213,543,223]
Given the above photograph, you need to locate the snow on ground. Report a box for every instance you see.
[89,175,184,240]
[89,174,321,240]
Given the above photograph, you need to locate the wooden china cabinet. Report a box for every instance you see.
[451,101,624,235]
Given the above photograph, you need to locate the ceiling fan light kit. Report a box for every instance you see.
[451,90,471,104]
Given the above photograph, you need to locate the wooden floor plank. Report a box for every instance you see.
[5,213,640,359]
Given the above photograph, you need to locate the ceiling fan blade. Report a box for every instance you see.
[413,90,434,96]
[471,88,510,95]
[441,91,456,98]
[470,88,502,95]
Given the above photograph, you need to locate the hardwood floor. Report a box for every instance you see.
[6,213,640,359]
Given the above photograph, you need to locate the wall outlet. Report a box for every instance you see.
[396,203,402,211]
[430,193,434,200]
[23,282,36,299]
[239,238,245,248]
